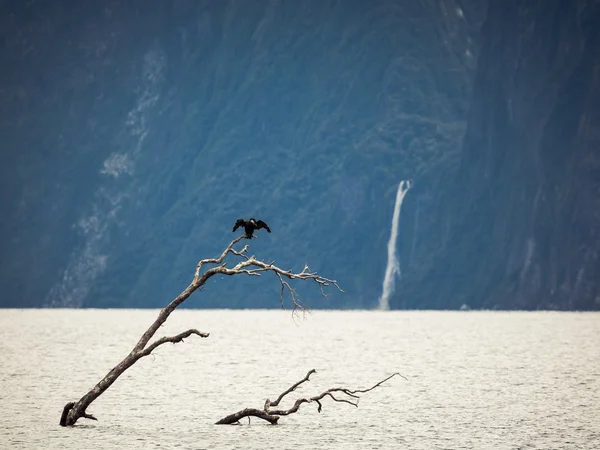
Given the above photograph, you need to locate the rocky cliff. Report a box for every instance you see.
[399,0,600,310]
[2,0,597,310]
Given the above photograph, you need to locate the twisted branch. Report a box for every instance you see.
[216,370,403,425]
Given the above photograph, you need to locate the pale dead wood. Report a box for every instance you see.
[216,370,403,425]
[61,237,341,426]
[213,256,342,316]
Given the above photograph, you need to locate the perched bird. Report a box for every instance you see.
[232,218,271,239]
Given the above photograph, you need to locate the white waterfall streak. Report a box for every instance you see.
[378,180,412,310]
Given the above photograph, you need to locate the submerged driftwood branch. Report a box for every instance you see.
[60,237,342,426]
[215,370,404,425]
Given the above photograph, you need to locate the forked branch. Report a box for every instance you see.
[208,245,343,315]
[215,370,404,425]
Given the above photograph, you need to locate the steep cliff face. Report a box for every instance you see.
[1,1,483,308]
[399,0,600,310]
[7,1,598,310]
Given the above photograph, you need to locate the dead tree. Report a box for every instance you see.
[60,236,342,426]
[215,369,404,425]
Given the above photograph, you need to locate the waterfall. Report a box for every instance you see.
[378,180,412,310]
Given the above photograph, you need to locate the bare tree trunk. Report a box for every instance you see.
[61,237,341,426]
[216,370,404,425]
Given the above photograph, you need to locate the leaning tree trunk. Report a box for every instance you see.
[216,370,404,425]
[61,236,341,426]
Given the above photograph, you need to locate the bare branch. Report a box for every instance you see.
[322,393,357,409]
[268,369,316,407]
[201,241,342,314]
[216,408,279,425]
[236,269,264,277]
[81,411,98,421]
[275,272,303,312]
[345,372,407,394]
[137,329,210,358]
[230,245,251,260]
[194,235,247,281]
[216,370,403,425]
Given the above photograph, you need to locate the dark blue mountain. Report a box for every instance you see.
[1,0,598,310]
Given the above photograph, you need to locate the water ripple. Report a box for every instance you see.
[0,310,598,449]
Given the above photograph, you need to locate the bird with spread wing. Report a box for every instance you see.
[232,218,271,239]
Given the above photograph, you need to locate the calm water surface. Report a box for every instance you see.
[0,310,598,449]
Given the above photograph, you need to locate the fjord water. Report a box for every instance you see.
[1,310,598,449]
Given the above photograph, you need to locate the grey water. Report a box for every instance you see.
[0,310,598,449]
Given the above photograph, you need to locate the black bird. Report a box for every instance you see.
[232,218,271,239]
